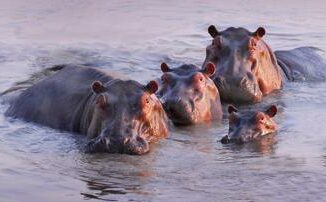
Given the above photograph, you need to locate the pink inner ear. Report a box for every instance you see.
[92,81,104,94]
[255,27,266,38]
[204,62,216,76]
[266,105,277,117]
[146,80,159,94]
[161,63,170,73]
[208,25,219,38]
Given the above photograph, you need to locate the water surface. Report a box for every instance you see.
[0,1,326,201]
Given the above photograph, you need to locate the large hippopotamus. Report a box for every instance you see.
[220,105,278,144]
[4,65,169,155]
[203,25,326,103]
[156,62,223,125]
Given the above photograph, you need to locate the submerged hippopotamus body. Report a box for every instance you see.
[204,25,326,103]
[221,105,278,144]
[157,62,222,125]
[5,65,169,155]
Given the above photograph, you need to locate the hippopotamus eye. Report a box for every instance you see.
[212,37,221,47]
[161,74,170,83]
[249,38,258,49]
[229,114,239,124]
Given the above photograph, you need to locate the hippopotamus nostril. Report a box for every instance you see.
[220,135,230,144]
[235,136,245,145]
[246,72,254,81]
[127,136,150,155]
[124,137,130,144]
[136,136,144,142]
[168,106,177,116]
[240,77,248,87]
[125,128,131,133]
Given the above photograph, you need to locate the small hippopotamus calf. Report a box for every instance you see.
[221,105,278,144]
[157,62,222,125]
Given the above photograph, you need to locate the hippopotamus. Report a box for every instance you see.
[4,64,169,155]
[156,62,223,125]
[203,25,326,103]
[220,105,278,144]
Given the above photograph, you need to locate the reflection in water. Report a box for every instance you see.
[1,0,326,201]
[74,153,157,201]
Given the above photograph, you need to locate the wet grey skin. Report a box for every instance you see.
[203,25,326,103]
[220,105,278,144]
[156,62,223,125]
[4,64,169,155]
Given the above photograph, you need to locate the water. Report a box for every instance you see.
[0,0,326,201]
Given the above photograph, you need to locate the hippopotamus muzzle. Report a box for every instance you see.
[221,105,278,145]
[86,132,150,155]
[163,98,196,125]
[215,75,263,103]
[221,135,247,144]
[220,132,271,145]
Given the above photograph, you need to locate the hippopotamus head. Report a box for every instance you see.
[220,105,278,144]
[157,62,222,125]
[203,25,283,103]
[86,79,169,155]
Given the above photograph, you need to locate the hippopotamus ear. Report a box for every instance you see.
[145,80,159,94]
[253,27,266,39]
[265,105,277,117]
[202,62,216,77]
[161,62,171,73]
[228,105,238,114]
[208,25,219,38]
[91,80,106,94]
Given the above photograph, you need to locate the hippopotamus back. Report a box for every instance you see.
[275,47,326,81]
[5,64,114,131]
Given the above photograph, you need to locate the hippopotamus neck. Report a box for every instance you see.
[70,91,98,136]
[263,42,287,84]
[276,57,293,81]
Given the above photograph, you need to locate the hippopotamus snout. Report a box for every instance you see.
[220,135,246,144]
[86,122,150,155]
[221,129,256,145]
[163,97,195,125]
[86,135,149,155]
[215,73,262,103]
